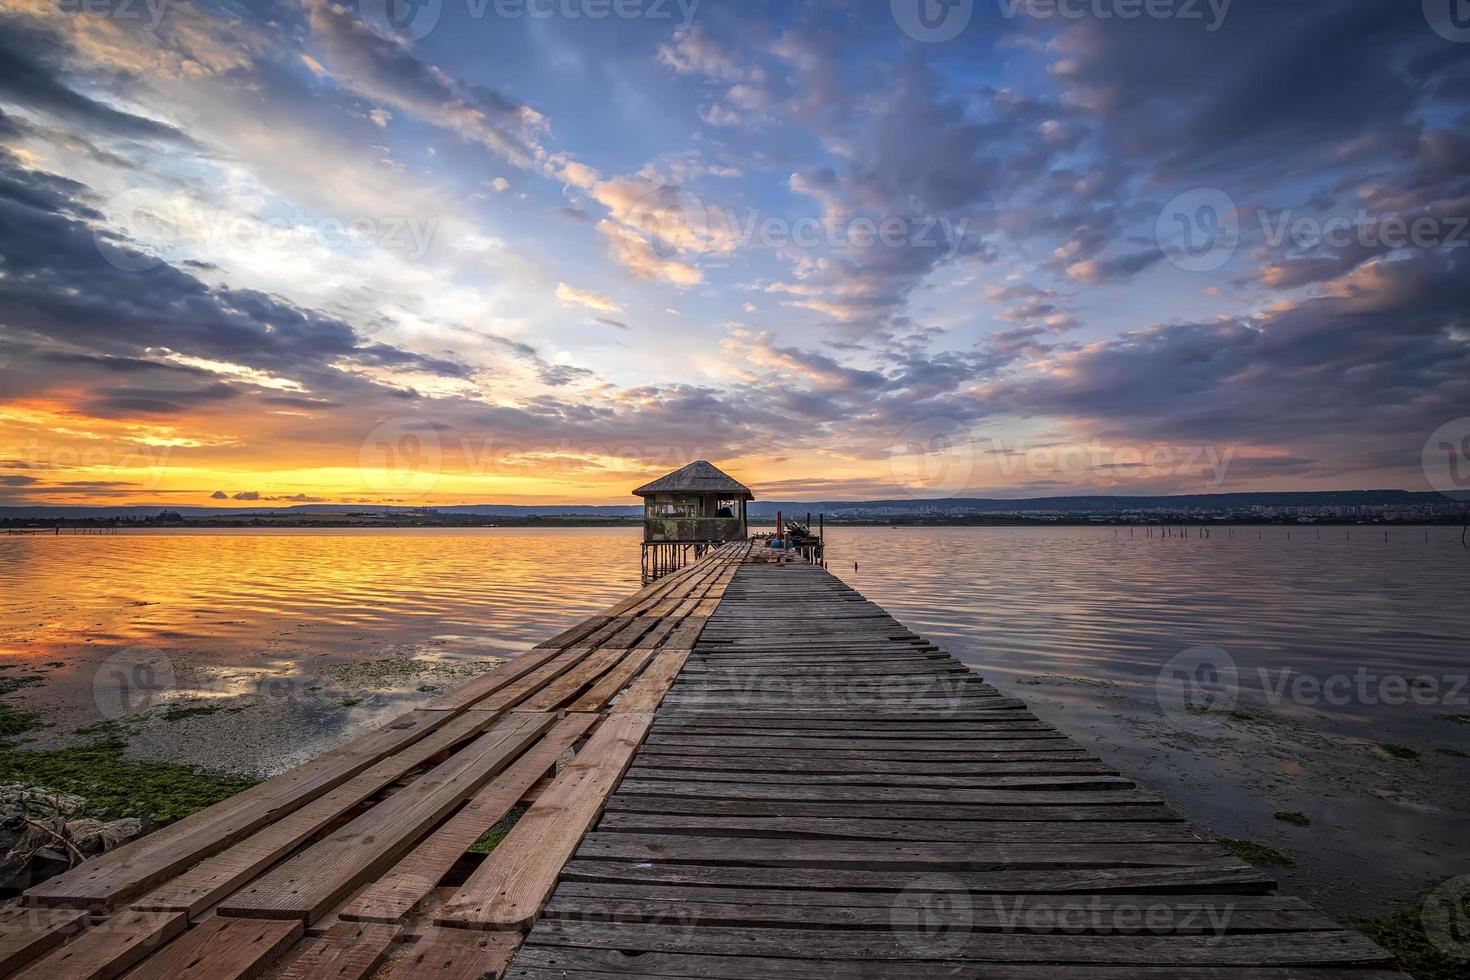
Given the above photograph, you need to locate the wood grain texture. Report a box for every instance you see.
[124,916,302,980]
[11,910,184,980]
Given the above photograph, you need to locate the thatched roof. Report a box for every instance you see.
[633,460,754,498]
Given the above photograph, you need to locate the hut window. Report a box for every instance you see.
[715,498,739,518]
[652,502,695,518]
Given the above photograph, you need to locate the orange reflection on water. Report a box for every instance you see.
[0,527,644,664]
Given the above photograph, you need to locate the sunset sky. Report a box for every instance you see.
[1,0,1467,507]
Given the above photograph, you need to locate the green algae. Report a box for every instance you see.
[1216,837,1296,867]
[0,738,256,822]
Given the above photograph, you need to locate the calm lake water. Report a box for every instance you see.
[2,525,1467,914]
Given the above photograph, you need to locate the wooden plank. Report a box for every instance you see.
[125,916,302,980]
[340,713,598,924]
[424,646,569,711]
[217,712,555,923]
[568,648,655,712]
[608,650,689,713]
[385,927,519,980]
[515,647,625,712]
[623,768,1132,790]
[24,711,452,910]
[12,910,184,980]
[265,920,398,980]
[467,648,598,713]
[132,710,503,918]
[593,813,1200,843]
[549,881,1303,911]
[612,780,1159,805]
[541,894,1335,933]
[0,906,89,977]
[436,712,653,929]
[557,860,1275,894]
[522,919,1396,966]
[509,944,1406,979]
[575,833,1238,869]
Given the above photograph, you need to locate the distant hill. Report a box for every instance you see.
[0,489,1454,521]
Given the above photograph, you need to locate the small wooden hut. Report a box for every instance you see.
[633,460,753,581]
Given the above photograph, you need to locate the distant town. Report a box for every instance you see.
[2,490,1465,529]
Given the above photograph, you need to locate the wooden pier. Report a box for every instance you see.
[5,543,1402,978]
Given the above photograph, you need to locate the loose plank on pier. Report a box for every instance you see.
[0,906,88,976]
[10,910,184,980]
[434,711,657,929]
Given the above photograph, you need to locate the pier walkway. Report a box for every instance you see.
[8,544,1401,978]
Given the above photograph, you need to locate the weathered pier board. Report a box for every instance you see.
[5,546,1402,979]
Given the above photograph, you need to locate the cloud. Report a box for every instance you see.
[231,491,260,500]
[596,219,703,286]
[556,282,623,314]
[303,1,548,169]
[0,23,194,144]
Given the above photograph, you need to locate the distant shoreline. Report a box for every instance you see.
[3,515,1465,530]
